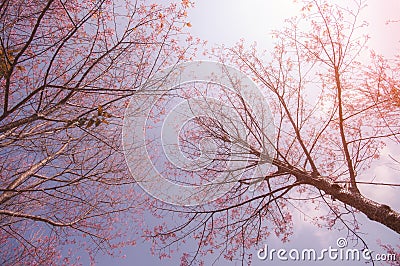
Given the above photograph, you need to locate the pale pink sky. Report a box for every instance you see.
[187,0,400,58]
[98,1,400,265]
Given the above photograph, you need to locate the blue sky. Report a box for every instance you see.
[92,1,400,265]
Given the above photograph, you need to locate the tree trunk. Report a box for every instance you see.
[273,159,400,234]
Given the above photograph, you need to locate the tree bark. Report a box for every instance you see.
[273,159,400,234]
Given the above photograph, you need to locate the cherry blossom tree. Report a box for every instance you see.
[141,0,400,264]
[2,0,398,264]
[0,0,197,264]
